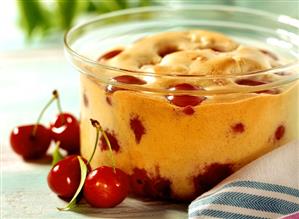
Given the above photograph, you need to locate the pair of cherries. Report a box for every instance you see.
[10,90,80,160]
[47,119,129,208]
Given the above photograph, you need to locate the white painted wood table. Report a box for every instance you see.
[0,49,188,219]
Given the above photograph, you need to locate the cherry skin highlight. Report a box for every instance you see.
[50,113,80,154]
[83,166,129,208]
[47,155,91,199]
[10,124,51,160]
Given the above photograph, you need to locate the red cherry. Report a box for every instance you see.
[168,95,205,107]
[98,49,123,61]
[106,75,146,105]
[256,88,280,95]
[235,79,266,86]
[113,75,146,85]
[235,79,279,94]
[10,90,60,160]
[47,155,91,199]
[182,105,195,115]
[130,115,145,144]
[50,113,80,154]
[231,123,245,133]
[275,125,285,140]
[170,83,199,90]
[10,124,51,160]
[107,75,146,94]
[166,83,206,108]
[83,166,129,208]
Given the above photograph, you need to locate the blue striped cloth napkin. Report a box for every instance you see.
[189,141,299,219]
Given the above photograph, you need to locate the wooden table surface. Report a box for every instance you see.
[0,49,188,219]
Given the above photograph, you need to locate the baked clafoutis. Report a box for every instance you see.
[79,30,298,201]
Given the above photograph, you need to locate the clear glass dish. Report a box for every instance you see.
[64,5,299,201]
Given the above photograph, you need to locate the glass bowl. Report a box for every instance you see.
[64,5,299,201]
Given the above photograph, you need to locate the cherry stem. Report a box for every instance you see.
[55,90,65,125]
[89,119,116,173]
[31,90,58,137]
[87,121,100,165]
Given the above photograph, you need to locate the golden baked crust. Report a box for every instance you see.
[100,30,279,75]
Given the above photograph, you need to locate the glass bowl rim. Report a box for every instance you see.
[64,5,299,79]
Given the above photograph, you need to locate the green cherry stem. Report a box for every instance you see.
[55,90,65,124]
[31,90,58,137]
[51,141,64,167]
[57,156,87,211]
[89,119,116,173]
[87,119,100,165]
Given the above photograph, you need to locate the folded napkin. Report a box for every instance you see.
[189,141,299,219]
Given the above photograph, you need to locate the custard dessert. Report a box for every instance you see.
[79,30,298,201]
